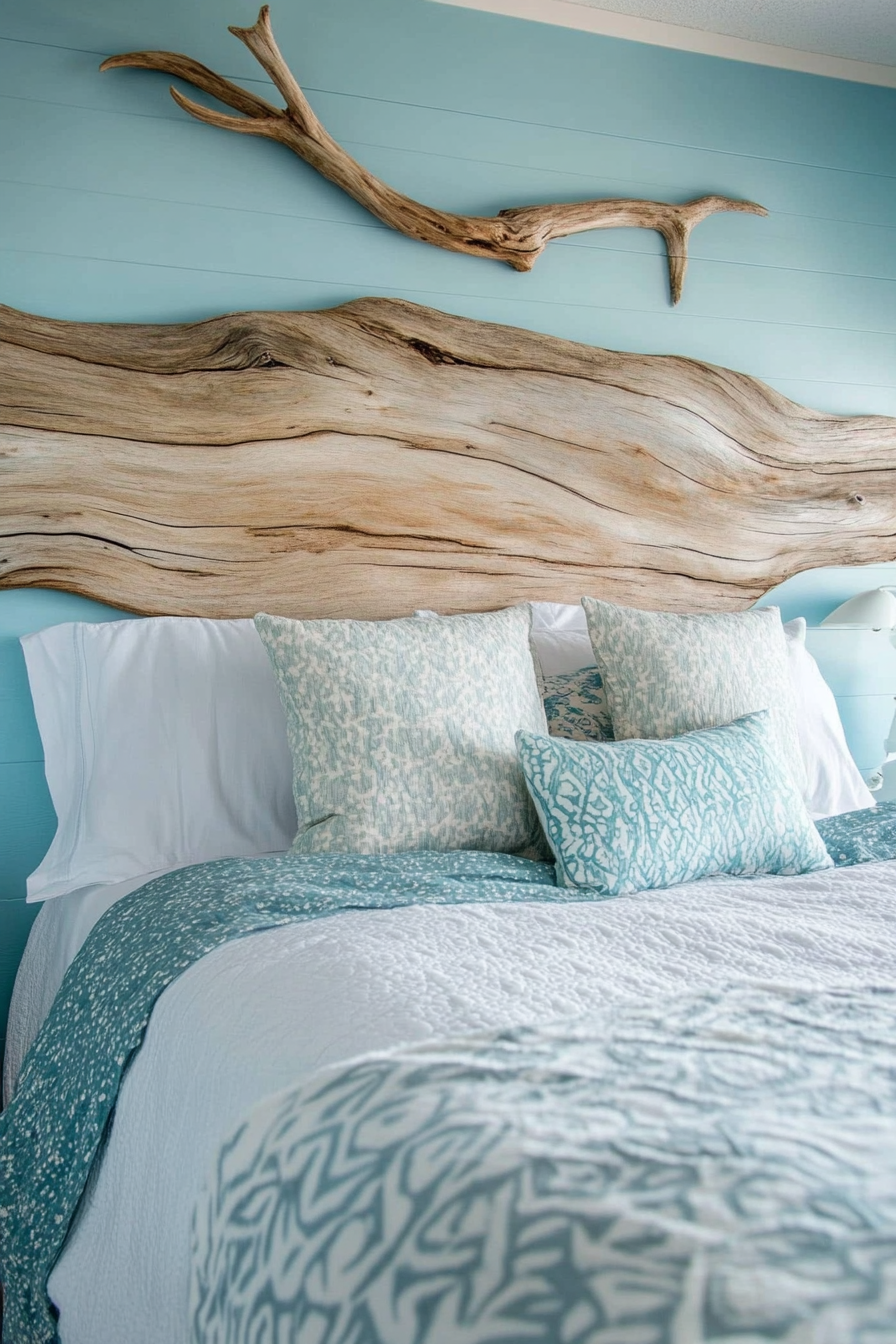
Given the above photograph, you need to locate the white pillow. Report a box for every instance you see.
[529,602,874,821]
[784,618,876,819]
[528,601,594,680]
[23,618,297,901]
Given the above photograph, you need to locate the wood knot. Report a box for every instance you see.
[408,338,457,366]
[849,492,866,506]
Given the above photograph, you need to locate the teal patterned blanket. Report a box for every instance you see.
[191,986,896,1344]
[1,806,895,1344]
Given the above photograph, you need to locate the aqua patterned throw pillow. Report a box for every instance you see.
[541,668,613,741]
[255,607,547,857]
[582,598,807,793]
[517,712,831,893]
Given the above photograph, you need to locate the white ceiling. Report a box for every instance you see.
[435,0,896,84]
[565,0,896,68]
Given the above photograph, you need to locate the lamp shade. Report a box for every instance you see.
[819,587,896,630]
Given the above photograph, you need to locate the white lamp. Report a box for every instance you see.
[820,587,896,630]
[810,588,896,792]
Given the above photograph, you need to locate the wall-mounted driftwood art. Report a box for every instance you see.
[2,297,896,619]
[99,6,766,304]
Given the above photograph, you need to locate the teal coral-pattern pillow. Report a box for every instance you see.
[582,597,807,793]
[541,668,613,741]
[517,712,831,894]
[255,607,547,857]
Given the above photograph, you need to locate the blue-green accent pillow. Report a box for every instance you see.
[541,668,613,741]
[517,712,832,894]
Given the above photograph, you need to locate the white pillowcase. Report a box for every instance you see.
[528,601,595,680]
[530,602,874,821]
[784,618,876,819]
[23,618,297,901]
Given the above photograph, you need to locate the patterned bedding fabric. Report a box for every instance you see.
[541,667,614,741]
[1,811,895,1344]
[191,986,896,1344]
[816,796,896,865]
[0,851,561,1344]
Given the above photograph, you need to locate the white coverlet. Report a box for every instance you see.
[8,861,896,1344]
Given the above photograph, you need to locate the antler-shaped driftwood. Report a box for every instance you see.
[101,6,767,302]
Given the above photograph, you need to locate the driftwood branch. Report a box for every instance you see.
[100,6,767,303]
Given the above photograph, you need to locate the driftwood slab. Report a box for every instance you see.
[2,296,896,619]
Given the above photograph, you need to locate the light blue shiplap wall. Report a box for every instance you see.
[2,0,895,413]
[1,0,895,1050]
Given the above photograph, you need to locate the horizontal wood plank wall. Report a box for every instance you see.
[0,0,894,1055]
[0,0,895,416]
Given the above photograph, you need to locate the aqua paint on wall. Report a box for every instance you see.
[0,0,894,413]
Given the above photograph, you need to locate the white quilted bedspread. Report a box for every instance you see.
[34,860,896,1343]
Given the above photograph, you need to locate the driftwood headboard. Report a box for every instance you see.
[3,296,896,619]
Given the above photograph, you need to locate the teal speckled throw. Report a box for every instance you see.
[0,851,559,1344]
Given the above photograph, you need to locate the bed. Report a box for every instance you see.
[2,296,896,1344]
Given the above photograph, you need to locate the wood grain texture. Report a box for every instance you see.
[2,295,896,619]
[98,5,766,304]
